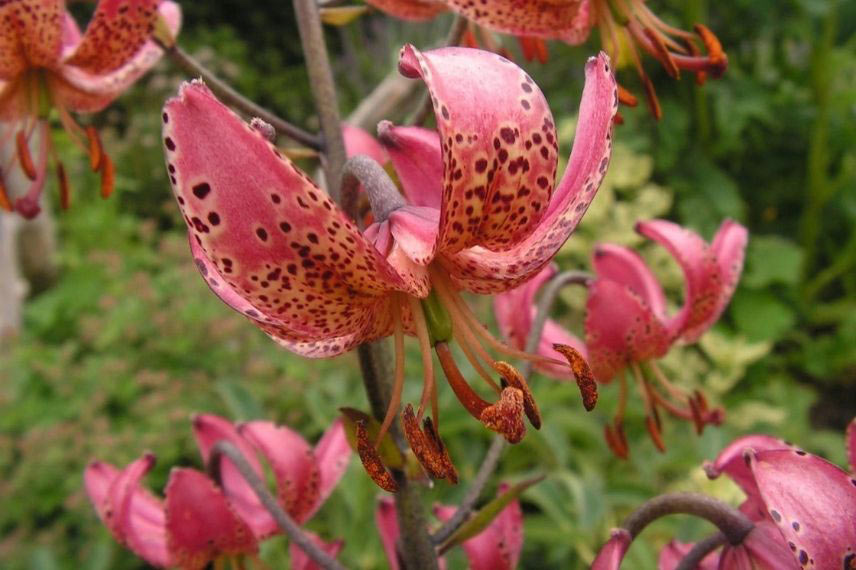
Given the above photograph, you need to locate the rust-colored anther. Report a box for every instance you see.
[436,342,490,420]
[494,361,541,429]
[642,27,680,79]
[617,84,638,107]
[56,162,71,210]
[402,404,458,484]
[693,389,709,413]
[518,36,549,64]
[641,74,663,121]
[683,39,708,85]
[355,420,398,493]
[0,172,11,211]
[100,153,115,199]
[552,344,598,411]
[86,126,103,172]
[645,415,666,452]
[694,23,727,77]
[604,423,629,460]
[480,387,526,444]
[16,130,37,180]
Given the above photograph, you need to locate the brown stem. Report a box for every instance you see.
[162,43,321,149]
[676,532,727,570]
[340,155,404,224]
[207,440,347,570]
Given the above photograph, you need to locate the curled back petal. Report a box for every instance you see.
[399,44,559,253]
[163,81,413,356]
[343,124,387,165]
[459,484,524,570]
[701,218,748,337]
[239,420,320,525]
[494,263,556,349]
[636,219,723,342]
[585,279,670,383]
[192,414,276,539]
[658,540,719,570]
[591,528,632,570]
[164,468,258,570]
[444,0,593,45]
[388,206,440,266]
[85,460,120,524]
[64,0,160,75]
[739,521,801,570]
[440,53,617,293]
[377,121,442,209]
[0,0,64,79]
[289,531,344,570]
[53,1,182,113]
[748,448,856,570]
[308,418,352,522]
[364,0,447,21]
[592,243,667,323]
[535,318,587,379]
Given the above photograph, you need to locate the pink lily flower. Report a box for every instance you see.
[85,415,350,569]
[376,483,523,569]
[496,219,748,456]
[0,0,182,218]
[162,45,616,488]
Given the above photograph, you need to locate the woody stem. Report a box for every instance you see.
[292,2,438,568]
[207,440,347,570]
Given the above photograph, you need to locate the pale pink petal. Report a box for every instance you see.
[440,53,617,294]
[592,528,632,570]
[163,81,413,357]
[593,243,667,322]
[718,544,756,570]
[535,318,588,379]
[192,414,276,538]
[377,121,442,209]
[0,0,64,79]
[365,218,432,297]
[740,521,801,570]
[53,2,182,113]
[701,219,748,339]
[398,45,559,253]
[494,263,557,347]
[658,540,719,570]
[289,531,344,570]
[388,206,440,266]
[376,497,401,570]
[164,468,257,570]
[85,460,120,524]
[364,0,447,21]
[239,420,320,526]
[748,448,856,569]
[61,12,82,57]
[458,484,524,570]
[444,0,593,45]
[585,279,671,382]
[343,124,387,165]
[847,418,856,474]
[308,419,352,521]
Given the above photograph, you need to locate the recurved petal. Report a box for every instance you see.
[399,44,558,253]
[592,528,632,570]
[192,414,276,539]
[747,448,856,570]
[377,121,442,209]
[289,532,344,570]
[388,206,440,266]
[702,434,787,500]
[164,468,258,570]
[703,219,748,336]
[343,124,387,164]
[444,0,592,44]
[64,0,160,75]
[535,318,587,379]
[376,497,401,570]
[584,279,670,382]
[163,81,412,355]
[364,0,447,21]
[53,1,182,112]
[740,521,801,570]
[0,0,64,79]
[494,263,556,349]
[309,418,352,521]
[85,460,120,524]
[239,420,320,525]
[458,484,524,570]
[440,53,617,294]
[592,243,667,322]
[657,540,719,570]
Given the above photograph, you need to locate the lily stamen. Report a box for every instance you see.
[375,296,406,448]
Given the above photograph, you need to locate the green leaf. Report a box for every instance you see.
[731,289,796,341]
[742,236,803,287]
[215,379,264,421]
[339,408,405,469]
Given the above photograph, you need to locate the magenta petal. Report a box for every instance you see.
[703,219,749,337]
[748,448,856,569]
[592,528,632,570]
[444,0,592,44]
[440,53,617,294]
[585,279,671,382]
[376,497,402,570]
[0,0,64,79]
[164,468,257,569]
[847,418,856,474]
[494,263,556,346]
[343,124,387,165]
[239,420,319,525]
[289,531,344,570]
[192,414,276,538]
[658,540,720,570]
[398,44,559,253]
[460,484,524,570]
[593,243,667,322]
[388,206,440,266]
[535,318,588,380]
[85,460,120,524]
[377,121,442,209]
[308,419,352,521]
[740,521,801,570]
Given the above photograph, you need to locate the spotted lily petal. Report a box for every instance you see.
[592,528,632,570]
[585,279,671,382]
[364,0,447,21]
[343,124,387,165]
[704,219,749,338]
[0,0,64,79]
[440,52,617,293]
[192,414,276,538]
[388,206,440,266]
[164,468,258,570]
[377,121,442,209]
[730,521,800,570]
[443,0,592,45]
[163,80,414,357]
[658,540,719,570]
[289,532,344,570]
[399,44,559,253]
[239,420,320,525]
[747,448,856,570]
[592,243,667,323]
[308,418,352,521]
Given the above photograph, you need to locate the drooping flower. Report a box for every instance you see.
[496,219,748,456]
[85,415,350,569]
[376,483,523,569]
[0,0,182,218]
[162,45,616,489]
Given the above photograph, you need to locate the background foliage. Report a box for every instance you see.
[1,0,854,568]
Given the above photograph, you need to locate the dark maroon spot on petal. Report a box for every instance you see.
[792,521,800,531]
[245,309,259,318]
[208,212,220,226]
[795,449,807,456]
[307,232,319,244]
[192,183,211,199]
[521,99,531,110]
[271,193,281,204]
[194,259,208,275]
[500,127,515,144]
[441,105,450,120]
[770,509,782,522]
[279,222,292,233]
[521,83,532,93]
[798,550,808,565]
[162,112,169,123]
[256,227,268,241]
[164,137,175,151]
[168,164,175,173]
